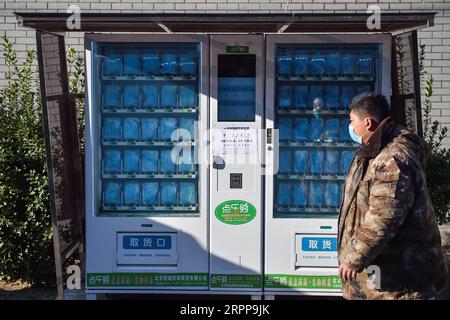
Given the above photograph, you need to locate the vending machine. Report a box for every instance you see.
[264,34,391,296]
[84,33,391,298]
[84,34,210,295]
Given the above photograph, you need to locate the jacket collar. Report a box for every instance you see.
[358,116,395,159]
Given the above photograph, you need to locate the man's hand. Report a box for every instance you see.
[339,264,357,282]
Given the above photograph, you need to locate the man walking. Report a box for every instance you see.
[338,92,447,299]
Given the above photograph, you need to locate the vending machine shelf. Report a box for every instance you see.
[277,109,350,115]
[101,75,197,82]
[277,76,375,82]
[274,213,339,219]
[278,142,359,148]
[102,173,198,179]
[102,141,196,147]
[276,174,345,181]
[102,108,198,114]
[102,205,198,212]
[99,210,200,217]
[275,206,339,214]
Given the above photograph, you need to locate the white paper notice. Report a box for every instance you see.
[213,124,257,156]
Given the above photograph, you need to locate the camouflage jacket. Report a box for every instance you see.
[338,116,447,300]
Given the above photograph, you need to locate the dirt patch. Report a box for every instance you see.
[0,280,56,300]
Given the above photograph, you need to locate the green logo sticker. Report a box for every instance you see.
[215,200,256,225]
[225,45,250,54]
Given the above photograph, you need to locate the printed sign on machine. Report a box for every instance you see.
[116,233,178,266]
[295,235,338,267]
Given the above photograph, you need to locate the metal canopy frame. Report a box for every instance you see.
[15,12,435,33]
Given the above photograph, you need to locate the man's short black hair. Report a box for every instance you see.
[350,92,391,123]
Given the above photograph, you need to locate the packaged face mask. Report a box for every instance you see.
[325,182,340,208]
[123,53,140,76]
[324,151,339,175]
[160,182,177,206]
[310,151,324,176]
[294,53,308,77]
[104,182,121,207]
[123,150,140,174]
[141,118,158,141]
[160,85,178,108]
[179,182,197,206]
[142,85,158,108]
[278,117,293,142]
[142,182,158,206]
[124,182,140,206]
[179,53,196,76]
[103,117,121,141]
[103,54,121,76]
[309,182,324,207]
[279,149,293,174]
[293,182,308,207]
[277,182,292,207]
[142,52,159,76]
[160,53,177,76]
[141,150,158,174]
[277,54,293,76]
[123,85,140,109]
[123,117,140,141]
[179,85,197,108]
[294,150,308,175]
[104,150,121,174]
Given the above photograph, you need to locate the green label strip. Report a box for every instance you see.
[210,274,262,289]
[265,274,342,289]
[87,273,341,289]
[87,273,208,287]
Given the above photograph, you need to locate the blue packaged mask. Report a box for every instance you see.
[104,150,121,174]
[293,182,308,207]
[141,118,158,141]
[179,182,196,206]
[141,150,158,174]
[325,182,340,208]
[104,182,121,207]
[160,182,177,206]
[142,182,158,206]
[279,149,293,174]
[277,182,292,206]
[124,182,140,206]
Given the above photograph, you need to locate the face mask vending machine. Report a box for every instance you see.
[84,33,390,298]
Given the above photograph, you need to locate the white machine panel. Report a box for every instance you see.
[209,35,264,291]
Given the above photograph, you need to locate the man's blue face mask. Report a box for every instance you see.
[348,119,369,144]
[348,123,362,144]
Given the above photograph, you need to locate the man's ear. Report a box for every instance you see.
[367,118,379,131]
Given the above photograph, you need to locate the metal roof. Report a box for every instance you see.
[15,12,436,33]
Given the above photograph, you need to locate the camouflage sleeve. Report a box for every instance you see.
[339,156,415,272]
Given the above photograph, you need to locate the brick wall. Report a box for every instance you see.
[1,0,449,146]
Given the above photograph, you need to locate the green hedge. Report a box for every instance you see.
[0,34,54,285]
